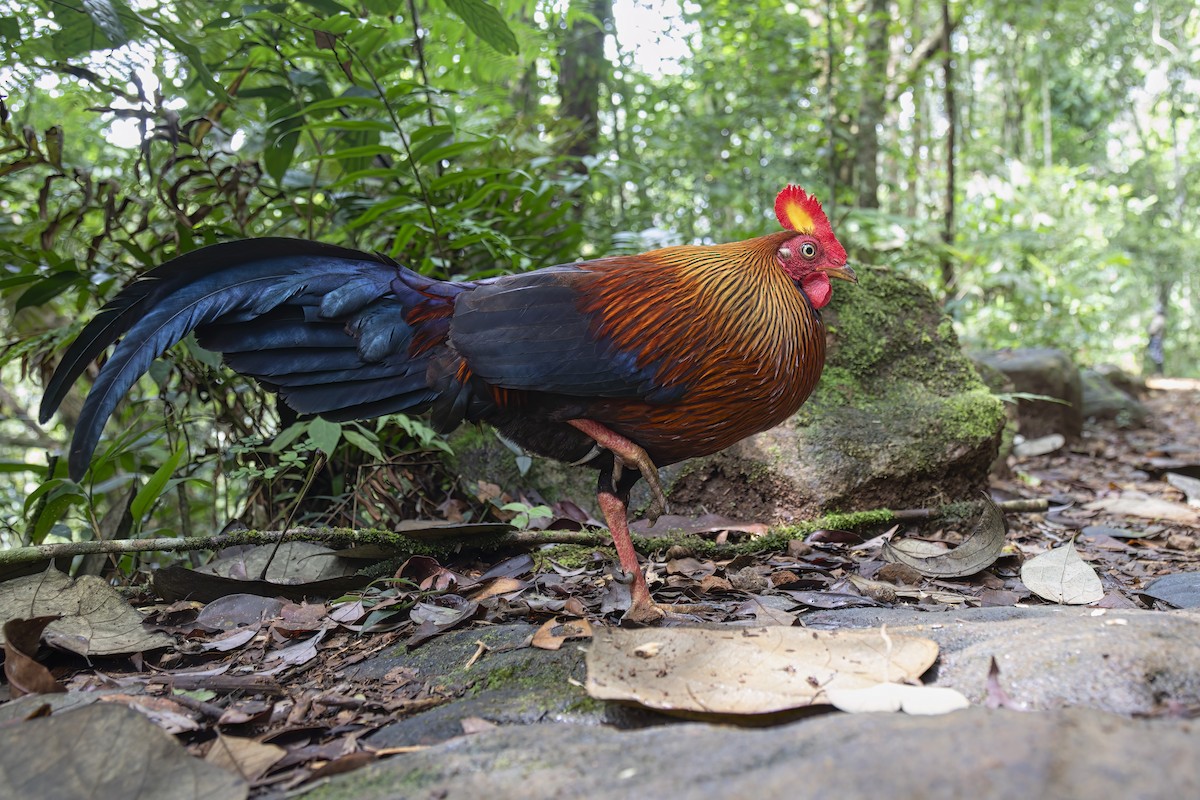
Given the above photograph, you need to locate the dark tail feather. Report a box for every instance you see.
[40,238,451,481]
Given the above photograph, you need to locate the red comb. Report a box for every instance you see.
[774,185,830,234]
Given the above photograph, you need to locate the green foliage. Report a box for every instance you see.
[2,0,1199,559]
[0,0,579,549]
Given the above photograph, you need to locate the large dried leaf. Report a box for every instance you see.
[1083,494,1200,525]
[0,703,246,799]
[198,542,359,582]
[205,734,286,782]
[882,497,1007,578]
[586,626,939,716]
[1020,542,1104,605]
[0,569,173,656]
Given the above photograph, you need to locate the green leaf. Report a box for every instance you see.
[307,417,342,455]
[15,271,83,310]
[268,422,310,454]
[50,0,132,58]
[23,478,79,517]
[31,492,84,544]
[81,0,128,44]
[343,429,384,461]
[441,0,518,55]
[264,127,301,183]
[0,17,20,41]
[130,441,188,521]
[0,461,39,474]
[135,13,227,100]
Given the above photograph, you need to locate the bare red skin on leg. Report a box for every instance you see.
[568,418,667,623]
[597,490,663,623]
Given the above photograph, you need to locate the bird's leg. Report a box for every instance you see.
[567,418,669,522]
[596,465,664,624]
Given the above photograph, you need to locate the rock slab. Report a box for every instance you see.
[307,707,1198,800]
[972,348,1083,439]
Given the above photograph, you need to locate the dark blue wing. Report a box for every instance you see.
[449,268,685,403]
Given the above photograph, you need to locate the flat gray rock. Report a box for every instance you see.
[307,707,1199,799]
[804,606,1200,714]
[315,607,1200,799]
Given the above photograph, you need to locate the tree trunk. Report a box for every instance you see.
[939,0,956,292]
[854,0,891,208]
[558,0,613,165]
[826,0,839,200]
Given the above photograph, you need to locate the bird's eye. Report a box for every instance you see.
[800,242,818,259]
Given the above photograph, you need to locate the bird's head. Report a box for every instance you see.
[773,185,856,308]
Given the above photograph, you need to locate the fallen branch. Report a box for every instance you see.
[0,498,1047,569]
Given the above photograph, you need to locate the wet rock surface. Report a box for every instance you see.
[305,709,1199,800]
[308,607,1200,799]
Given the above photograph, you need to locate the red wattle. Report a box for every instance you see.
[801,273,832,308]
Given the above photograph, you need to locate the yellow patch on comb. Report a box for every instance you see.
[774,185,819,233]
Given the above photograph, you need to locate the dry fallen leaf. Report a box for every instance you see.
[1166,473,1200,508]
[882,497,1007,578]
[586,626,939,716]
[0,703,246,799]
[1013,434,1065,458]
[531,617,593,651]
[1083,494,1200,525]
[0,568,174,656]
[205,733,286,783]
[1020,542,1104,605]
[2,616,66,698]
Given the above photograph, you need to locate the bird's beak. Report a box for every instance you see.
[821,265,858,283]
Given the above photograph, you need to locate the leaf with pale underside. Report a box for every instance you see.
[826,683,970,715]
[586,626,940,716]
[882,496,1007,578]
[1020,541,1104,605]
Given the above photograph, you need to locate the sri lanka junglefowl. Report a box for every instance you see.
[40,185,854,623]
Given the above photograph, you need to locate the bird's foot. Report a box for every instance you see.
[567,418,669,522]
[637,466,669,524]
[617,568,667,625]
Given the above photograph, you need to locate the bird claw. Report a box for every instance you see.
[609,446,668,523]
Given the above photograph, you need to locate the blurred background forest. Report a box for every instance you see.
[0,0,1196,550]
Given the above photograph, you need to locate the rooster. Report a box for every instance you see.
[40,185,854,622]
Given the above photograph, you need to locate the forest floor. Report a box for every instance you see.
[1,379,1198,798]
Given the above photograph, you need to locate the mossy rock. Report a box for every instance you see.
[667,266,1006,519]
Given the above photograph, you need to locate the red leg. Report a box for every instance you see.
[597,489,664,624]
[567,419,669,521]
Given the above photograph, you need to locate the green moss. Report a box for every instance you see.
[564,694,608,715]
[771,508,896,540]
[818,266,983,403]
[533,543,604,570]
[938,387,1007,442]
